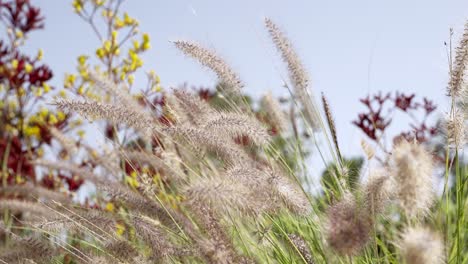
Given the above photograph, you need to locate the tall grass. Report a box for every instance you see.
[0,18,467,264]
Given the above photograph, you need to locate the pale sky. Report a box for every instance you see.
[23,0,468,159]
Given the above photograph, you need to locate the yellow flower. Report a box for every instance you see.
[64,74,76,89]
[113,47,120,56]
[142,42,151,51]
[94,0,105,6]
[48,114,58,125]
[103,40,112,52]
[72,0,83,13]
[15,30,23,39]
[152,85,162,92]
[37,49,43,60]
[24,126,41,138]
[142,33,150,43]
[77,85,84,95]
[43,83,51,93]
[11,59,18,70]
[16,175,25,184]
[128,75,135,85]
[18,87,26,96]
[123,12,134,25]
[116,223,125,236]
[24,63,33,73]
[125,175,139,188]
[105,202,115,212]
[78,55,88,66]
[111,30,118,41]
[77,130,85,138]
[57,111,66,121]
[39,108,48,118]
[59,90,67,98]
[96,48,105,59]
[34,88,43,97]
[37,148,44,158]
[114,17,124,29]
[132,40,140,50]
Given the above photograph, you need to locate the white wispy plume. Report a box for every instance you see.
[53,98,154,138]
[390,140,435,218]
[261,92,288,132]
[173,40,243,94]
[398,226,444,264]
[173,89,215,125]
[265,18,321,130]
[445,110,466,148]
[165,124,249,165]
[202,112,271,146]
[449,21,468,97]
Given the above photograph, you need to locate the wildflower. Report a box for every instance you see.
[398,226,444,264]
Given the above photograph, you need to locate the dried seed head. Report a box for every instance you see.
[165,124,249,165]
[54,99,155,138]
[362,169,395,214]
[288,234,314,264]
[324,193,373,256]
[173,40,243,95]
[445,110,466,148]
[173,89,215,125]
[261,92,288,132]
[265,18,321,130]
[448,21,468,97]
[398,226,444,264]
[360,139,375,160]
[202,112,271,146]
[390,140,435,218]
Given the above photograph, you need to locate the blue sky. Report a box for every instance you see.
[24,0,468,158]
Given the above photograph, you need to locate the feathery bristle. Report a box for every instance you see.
[173,40,243,94]
[165,124,249,164]
[0,183,70,204]
[361,169,395,214]
[288,234,314,264]
[271,173,312,216]
[448,21,468,97]
[53,98,154,137]
[322,93,342,161]
[390,140,435,218]
[185,176,261,215]
[97,183,170,224]
[265,18,321,130]
[261,92,288,132]
[324,193,373,256]
[164,91,189,124]
[398,226,444,264]
[0,200,57,220]
[446,110,466,148]
[33,159,105,184]
[173,89,215,125]
[131,216,175,260]
[49,127,78,155]
[202,112,271,146]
